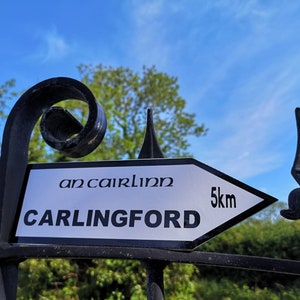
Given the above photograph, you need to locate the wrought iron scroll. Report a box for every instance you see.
[0,77,106,299]
[281,108,300,220]
[0,77,106,240]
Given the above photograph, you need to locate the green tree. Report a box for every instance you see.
[196,202,300,299]
[78,64,206,160]
[0,79,17,119]
[14,65,206,299]
[43,65,207,162]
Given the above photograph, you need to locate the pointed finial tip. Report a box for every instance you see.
[138,108,164,159]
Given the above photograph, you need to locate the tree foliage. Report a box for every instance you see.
[44,65,207,162]
[78,64,206,159]
[0,79,17,119]
[197,202,300,298]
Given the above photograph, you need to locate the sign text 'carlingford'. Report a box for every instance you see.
[14,158,277,250]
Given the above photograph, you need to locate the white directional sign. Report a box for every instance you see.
[14,158,277,250]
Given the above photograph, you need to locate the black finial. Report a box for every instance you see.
[281,188,300,220]
[281,108,300,220]
[138,109,164,159]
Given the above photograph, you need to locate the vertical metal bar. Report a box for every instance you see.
[0,262,19,300]
[138,109,167,299]
[144,261,167,300]
[0,78,107,299]
[281,108,300,220]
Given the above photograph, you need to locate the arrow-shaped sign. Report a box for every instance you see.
[14,158,277,250]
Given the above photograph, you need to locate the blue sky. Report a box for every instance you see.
[1,0,300,209]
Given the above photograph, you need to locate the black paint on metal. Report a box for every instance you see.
[0,262,19,300]
[143,260,167,300]
[0,77,107,299]
[281,108,300,220]
[0,77,106,239]
[138,109,164,159]
[139,108,167,300]
[40,106,83,144]
[0,244,299,275]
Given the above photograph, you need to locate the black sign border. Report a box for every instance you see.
[13,158,278,250]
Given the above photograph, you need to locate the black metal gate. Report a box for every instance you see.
[0,78,299,299]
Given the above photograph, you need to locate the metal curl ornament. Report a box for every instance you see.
[0,77,106,299]
[39,79,106,158]
[0,77,106,242]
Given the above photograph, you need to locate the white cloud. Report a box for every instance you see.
[178,2,300,182]
[133,0,163,23]
[28,28,70,63]
[130,1,169,68]
[197,56,300,180]
[42,30,69,61]
[211,0,269,20]
[128,0,300,184]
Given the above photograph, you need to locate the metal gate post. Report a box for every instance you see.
[0,262,19,300]
[138,109,167,300]
[144,260,167,300]
[281,108,300,220]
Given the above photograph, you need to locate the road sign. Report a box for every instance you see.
[14,158,277,250]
